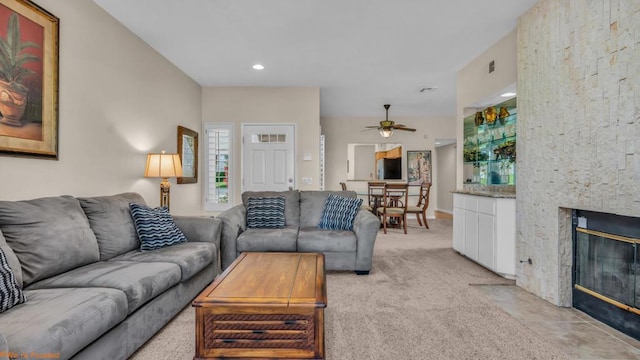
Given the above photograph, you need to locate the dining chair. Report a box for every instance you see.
[407,183,431,229]
[340,182,347,191]
[367,181,386,211]
[376,183,409,234]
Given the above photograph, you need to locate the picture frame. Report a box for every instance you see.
[407,150,431,185]
[0,0,59,159]
[177,126,198,184]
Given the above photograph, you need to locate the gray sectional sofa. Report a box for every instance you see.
[0,193,222,360]
[218,190,380,274]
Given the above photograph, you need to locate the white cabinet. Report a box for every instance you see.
[452,193,515,279]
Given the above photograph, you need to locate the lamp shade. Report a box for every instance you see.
[145,152,183,178]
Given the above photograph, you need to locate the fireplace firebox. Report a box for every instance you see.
[572,210,640,340]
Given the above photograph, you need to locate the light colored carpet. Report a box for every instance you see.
[130,219,568,359]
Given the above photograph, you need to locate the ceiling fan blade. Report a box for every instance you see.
[394,127,416,132]
[365,126,380,129]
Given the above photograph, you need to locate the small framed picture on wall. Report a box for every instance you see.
[407,150,431,185]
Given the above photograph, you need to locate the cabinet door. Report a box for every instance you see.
[453,206,464,253]
[494,199,516,277]
[477,213,495,269]
[463,209,478,261]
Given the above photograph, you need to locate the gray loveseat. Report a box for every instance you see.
[218,190,379,274]
[0,192,222,360]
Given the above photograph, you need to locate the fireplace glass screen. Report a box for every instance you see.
[575,228,639,308]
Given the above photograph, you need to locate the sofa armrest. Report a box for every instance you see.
[216,205,247,270]
[352,209,380,272]
[173,216,222,251]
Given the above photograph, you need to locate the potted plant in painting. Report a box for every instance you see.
[0,12,40,127]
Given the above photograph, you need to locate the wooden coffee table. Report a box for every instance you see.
[192,252,327,360]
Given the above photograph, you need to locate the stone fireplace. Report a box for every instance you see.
[572,210,640,340]
[517,0,640,308]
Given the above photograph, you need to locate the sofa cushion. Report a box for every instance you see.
[0,287,127,359]
[27,261,181,314]
[0,231,22,288]
[237,226,298,252]
[318,194,363,231]
[242,190,300,227]
[0,196,100,287]
[300,191,358,228]
[297,228,357,252]
[110,242,216,282]
[246,196,286,229]
[0,248,26,313]
[129,203,187,251]
[78,192,145,260]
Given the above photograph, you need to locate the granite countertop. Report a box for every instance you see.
[452,189,516,199]
[453,184,516,198]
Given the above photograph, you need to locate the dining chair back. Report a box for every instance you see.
[407,183,431,228]
[340,182,347,191]
[376,183,409,234]
[367,181,386,210]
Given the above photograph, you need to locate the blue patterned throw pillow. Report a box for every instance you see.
[318,194,363,231]
[246,197,286,229]
[129,203,187,251]
[0,247,26,313]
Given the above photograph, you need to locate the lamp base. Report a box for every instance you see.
[160,178,171,210]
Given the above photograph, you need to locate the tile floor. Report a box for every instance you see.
[476,285,640,359]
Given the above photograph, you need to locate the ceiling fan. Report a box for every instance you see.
[366,104,416,138]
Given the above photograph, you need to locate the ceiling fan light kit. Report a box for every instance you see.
[379,128,394,138]
[366,104,417,138]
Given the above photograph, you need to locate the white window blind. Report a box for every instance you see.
[204,123,233,211]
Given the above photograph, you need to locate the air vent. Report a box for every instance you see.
[418,86,438,93]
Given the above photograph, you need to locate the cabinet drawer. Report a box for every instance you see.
[477,197,495,215]
[463,196,478,211]
[203,313,315,351]
[453,194,464,208]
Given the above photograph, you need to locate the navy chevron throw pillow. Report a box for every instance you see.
[246,197,286,229]
[129,203,187,251]
[0,247,26,313]
[318,194,363,231]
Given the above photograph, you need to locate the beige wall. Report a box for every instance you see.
[517,0,640,306]
[436,143,456,213]
[321,115,455,219]
[0,0,203,215]
[201,87,320,211]
[456,30,517,188]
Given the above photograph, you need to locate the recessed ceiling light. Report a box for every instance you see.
[501,92,516,97]
[252,64,264,70]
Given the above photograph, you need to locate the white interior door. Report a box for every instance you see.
[242,124,295,192]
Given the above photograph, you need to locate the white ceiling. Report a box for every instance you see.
[92,0,537,118]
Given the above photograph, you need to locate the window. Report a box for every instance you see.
[319,134,325,190]
[204,123,233,211]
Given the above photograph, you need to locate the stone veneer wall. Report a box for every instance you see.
[517,0,640,306]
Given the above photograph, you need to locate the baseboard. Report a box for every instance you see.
[407,214,436,220]
[435,210,453,220]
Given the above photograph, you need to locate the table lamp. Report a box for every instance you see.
[144,151,183,210]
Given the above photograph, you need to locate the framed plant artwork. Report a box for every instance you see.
[0,0,59,159]
[407,150,431,185]
[177,126,198,184]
